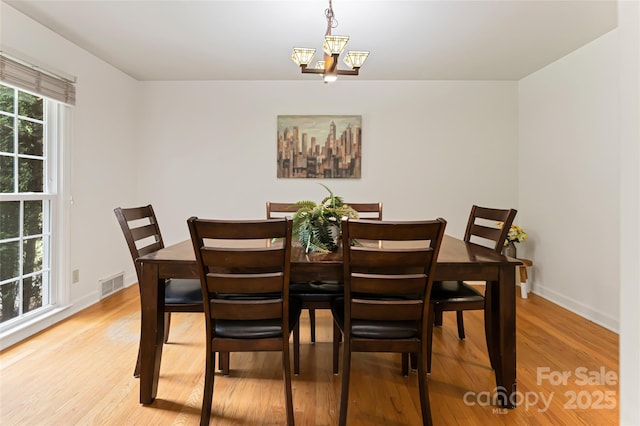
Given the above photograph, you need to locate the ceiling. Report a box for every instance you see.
[4,0,618,81]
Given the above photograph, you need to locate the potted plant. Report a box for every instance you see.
[292,184,359,253]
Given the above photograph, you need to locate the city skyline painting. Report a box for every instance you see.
[277,115,362,179]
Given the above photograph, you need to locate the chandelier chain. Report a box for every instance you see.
[325,0,338,36]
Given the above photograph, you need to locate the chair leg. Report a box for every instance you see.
[427,306,435,374]
[215,352,220,370]
[338,338,352,426]
[200,344,215,426]
[309,308,316,344]
[282,337,295,425]
[219,352,230,375]
[417,349,433,426]
[293,321,300,375]
[164,312,171,343]
[333,321,341,375]
[456,311,466,340]
[402,353,409,376]
[434,309,443,327]
[410,352,418,371]
[133,338,142,378]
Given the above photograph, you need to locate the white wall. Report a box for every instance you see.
[1,4,139,348]
[518,30,620,331]
[137,80,518,245]
[618,1,640,424]
[519,5,640,420]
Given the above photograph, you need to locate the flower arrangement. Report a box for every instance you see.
[292,184,359,253]
[498,223,528,246]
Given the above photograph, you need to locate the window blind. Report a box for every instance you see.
[0,53,76,106]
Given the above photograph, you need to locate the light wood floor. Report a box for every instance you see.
[0,285,618,425]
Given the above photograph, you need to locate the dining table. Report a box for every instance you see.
[135,234,520,408]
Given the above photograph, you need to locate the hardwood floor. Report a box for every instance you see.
[0,285,618,425]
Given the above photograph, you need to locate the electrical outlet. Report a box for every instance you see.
[72,269,80,283]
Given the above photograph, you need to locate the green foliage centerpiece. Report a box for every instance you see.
[292,184,359,253]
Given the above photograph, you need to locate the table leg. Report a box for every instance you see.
[484,281,498,370]
[492,265,517,408]
[139,262,165,404]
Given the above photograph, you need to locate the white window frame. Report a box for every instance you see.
[0,84,69,335]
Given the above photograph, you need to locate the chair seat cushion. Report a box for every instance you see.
[290,281,343,301]
[214,297,303,339]
[165,279,203,304]
[330,298,419,339]
[430,281,484,304]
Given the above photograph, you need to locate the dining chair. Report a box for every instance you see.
[114,205,203,378]
[187,217,301,426]
[428,205,516,372]
[266,201,383,348]
[332,218,446,426]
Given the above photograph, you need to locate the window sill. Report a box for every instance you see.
[0,304,72,351]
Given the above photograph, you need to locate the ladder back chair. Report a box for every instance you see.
[332,218,447,426]
[266,201,382,373]
[429,205,517,372]
[265,202,301,218]
[188,217,301,426]
[114,205,203,377]
[341,202,383,220]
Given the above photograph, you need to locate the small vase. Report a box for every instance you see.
[503,242,517,258]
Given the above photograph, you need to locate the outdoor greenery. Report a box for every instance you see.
[0,84,46,323]
[292,184,359,253]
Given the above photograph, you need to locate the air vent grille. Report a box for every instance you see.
[99,272,125,299]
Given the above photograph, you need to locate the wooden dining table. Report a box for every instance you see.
[136,235,520,408]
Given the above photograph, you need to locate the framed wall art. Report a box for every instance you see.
[277,115,361,179]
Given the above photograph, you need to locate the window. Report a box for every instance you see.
[0,84,56,326]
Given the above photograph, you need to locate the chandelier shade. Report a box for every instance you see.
[290,0,369,83]
[291,48,316,66]
[323,35,350,55]
[344,51,370,69]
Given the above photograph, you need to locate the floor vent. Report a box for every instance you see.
[99,272,125,299]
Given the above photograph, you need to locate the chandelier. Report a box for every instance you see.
[291,0,369,83]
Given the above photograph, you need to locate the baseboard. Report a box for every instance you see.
[124,273,137,288]
[1,275,140,351]
[532,285,619,333]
